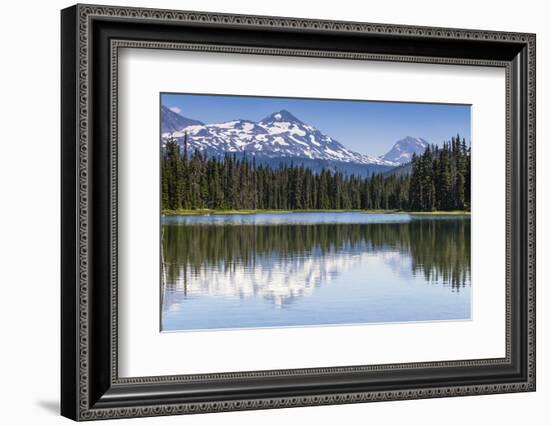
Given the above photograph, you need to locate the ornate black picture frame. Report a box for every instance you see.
[61,4,536,421]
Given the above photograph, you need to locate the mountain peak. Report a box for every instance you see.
[400,136,429,145]
[261,109,303,124]
[380,137,429,164]
[160,107,398,174]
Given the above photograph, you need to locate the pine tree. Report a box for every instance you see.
[163,138,182,210]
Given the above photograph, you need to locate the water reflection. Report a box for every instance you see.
[161,213,471,331]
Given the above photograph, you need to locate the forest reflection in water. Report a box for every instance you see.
[161,213,471,331]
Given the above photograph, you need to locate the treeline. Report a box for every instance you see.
[161,134,470,212]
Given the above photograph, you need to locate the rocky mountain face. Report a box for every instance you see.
[160,105,204,134]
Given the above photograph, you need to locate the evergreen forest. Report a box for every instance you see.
[161,134,470,212]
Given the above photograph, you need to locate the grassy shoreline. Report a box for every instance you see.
[161,208,471,216]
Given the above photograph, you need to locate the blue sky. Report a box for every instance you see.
[161,93,471,157]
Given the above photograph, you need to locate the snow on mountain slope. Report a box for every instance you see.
[161,108,397,167]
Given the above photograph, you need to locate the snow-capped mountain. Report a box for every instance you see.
[380,136,429,164]
[161,109,398,175]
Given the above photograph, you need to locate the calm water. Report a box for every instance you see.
[161,212,471,331]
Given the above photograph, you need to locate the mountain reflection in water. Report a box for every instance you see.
[161,213,471,331]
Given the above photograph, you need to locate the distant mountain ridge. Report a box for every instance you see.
[160,105,203,134]
[161,106,431,176]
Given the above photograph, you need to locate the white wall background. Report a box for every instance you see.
[0,0,546,424]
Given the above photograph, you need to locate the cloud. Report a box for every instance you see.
[168,106,182,114]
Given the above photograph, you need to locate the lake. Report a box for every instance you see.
[161,212,471,331]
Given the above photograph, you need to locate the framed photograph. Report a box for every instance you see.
[61,4,536,421]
